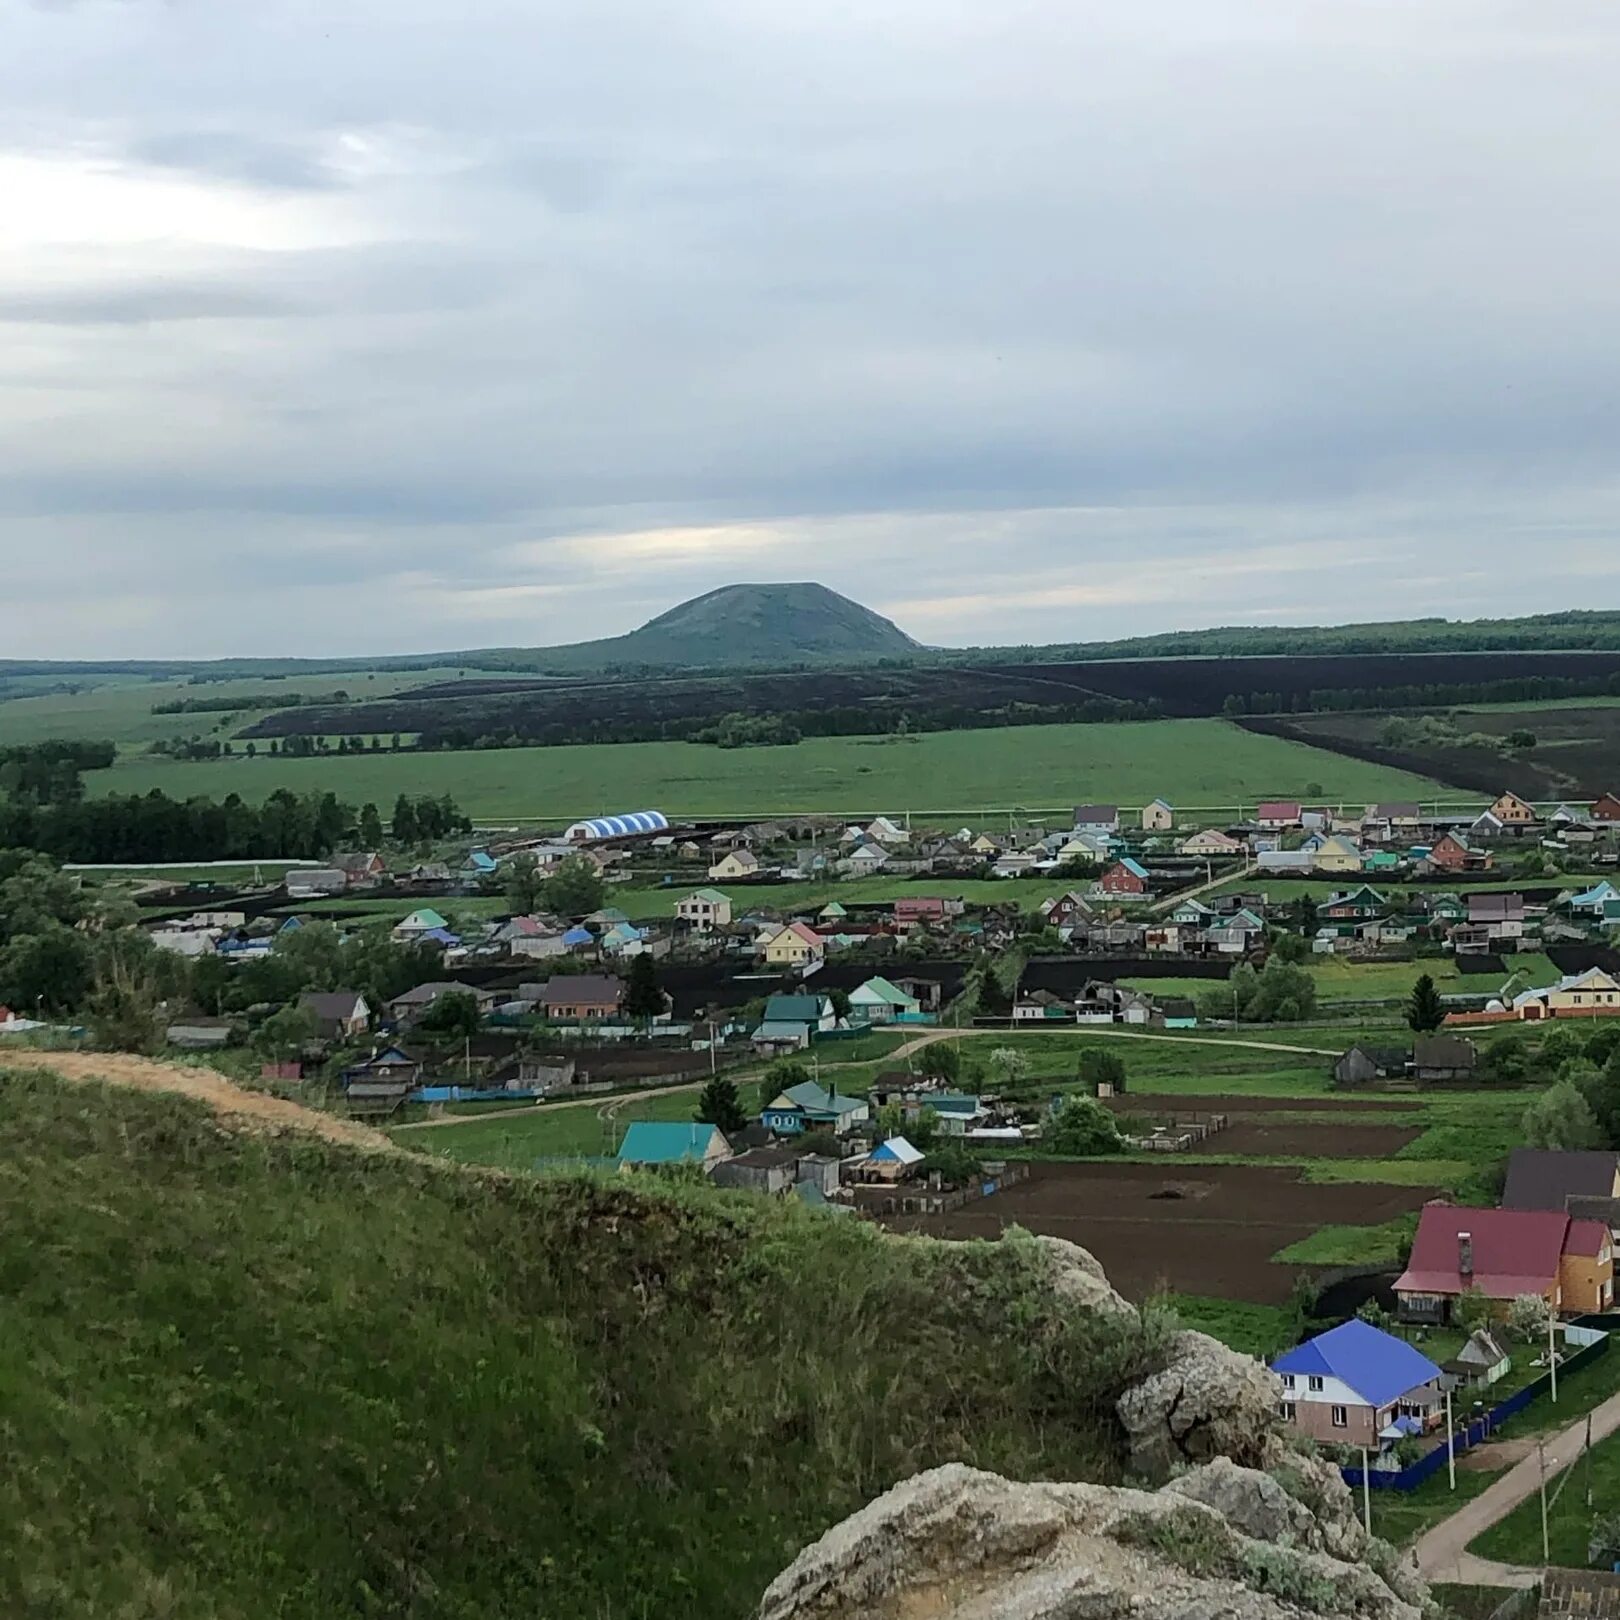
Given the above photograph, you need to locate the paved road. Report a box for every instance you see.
[1414,1387,1620,1587]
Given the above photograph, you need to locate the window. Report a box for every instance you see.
[1281,1374,1295,1389]
[1280,1402,1297,1421]
[1331,1406,1348,1429]
[1308,1376,1324,1392]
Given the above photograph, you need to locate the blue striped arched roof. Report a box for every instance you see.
[564,810,670,842]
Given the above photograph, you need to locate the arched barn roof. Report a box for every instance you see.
[564,810,670,842]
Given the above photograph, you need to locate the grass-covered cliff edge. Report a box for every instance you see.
[0,1069,1170,1620]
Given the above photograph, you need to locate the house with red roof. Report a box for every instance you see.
[1097,858,1150,897]
[1394,1203,1613,1323]
[1255,801,1303,830]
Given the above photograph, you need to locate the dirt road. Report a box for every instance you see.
[1414,1387,1620,1586]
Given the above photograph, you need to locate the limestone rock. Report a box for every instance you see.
[756,1461,1425,1620]
[1035,1235,1133,1316]
[1117,1329,1284,1478]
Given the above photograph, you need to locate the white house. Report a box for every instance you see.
[709,849,761,881]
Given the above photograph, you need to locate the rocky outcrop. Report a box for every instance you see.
[1118,1328,1285,1476]
[757,1460,1423,1620]
[758,1237,1423,1620]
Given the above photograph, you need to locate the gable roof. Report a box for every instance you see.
[1396,1204,1571,1299]
[537,974,625,1005]
[851,975,915,1006]
[1116,858,1149,880]
[1256,800,1302,819]
[397,907,448,930]
[870,1135,924,1165]
[1073,804,1119,821]
[762,992,830,1023]
[299,990,368,1019]
[684,888,730,904]
[1273,1319,1443,1407]
[1503,1149,1620,1212]
[616,1122,724,1165]
[770,1079,862,1115]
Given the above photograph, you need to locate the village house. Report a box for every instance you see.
[863,1135,925,1182]
[536,974,626,1021]
[1140,798,1174,832]
[1445,1330,1512,1391]
[708,848,761,881]
[1490,790,1539,825]
[166,1015,237,1050]
[1039,890,1096,936]
[1255,800,1303,830]
[1502,1149,1620,1218]
[864,815,909,844]
[392,907,450,943]
[991,850,1043,878]
[1512,967,1620,1021]
[1178,828,1246,858]
[1320,885,1387,922]
[1394,1204,1614,1321]
[1364,803,1423,841]
[1272,1319,1445,1447]
[763,921,825,968]
[844,842,892,874]
[1310,835,1364,874]
[617,1122,732,1174]
[1466,891,1527,945]
[1206,906,1265,954]
[286,867,347,899]
[1592,793,1620,823]
[1097,857,1149,898]
[1423,832,1490,874]
[1072,804,1121,836]
[1411,1033,1479,1082]
[751,992,838,1050]
[893,895,960,927]
[331,851,387,887]
[710,1146,840,1197]
[459,850,499,884]
[297,990,371,1042]
[676,888,733,931]
[762,1079,868,1136]
[847,975,922,1024]
[1332,1043,1410,1088]
[387,981,496,1023]
[341,1044,426,1115]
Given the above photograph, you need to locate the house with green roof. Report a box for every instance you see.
[762,1080,869,1136]
[751,991,838,1052]
[847,975,922,1025]
[616,1121,732,1172]
[392,907,449,943]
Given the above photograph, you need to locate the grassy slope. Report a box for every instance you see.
[0,1069,1162,1620]
[78,718,1448,820]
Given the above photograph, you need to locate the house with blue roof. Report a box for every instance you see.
[616,1121,732,1173]
[762,1080,868,1136]
[1272,1319,1445,1448]
[460,850,499,883]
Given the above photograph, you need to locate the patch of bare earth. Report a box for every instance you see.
[7,1051,393,1152]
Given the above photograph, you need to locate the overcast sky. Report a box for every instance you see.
[6,1,1620,658]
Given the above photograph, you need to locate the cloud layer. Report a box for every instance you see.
[4,1,1619,657]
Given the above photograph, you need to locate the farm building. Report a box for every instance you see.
[565,811,671,842]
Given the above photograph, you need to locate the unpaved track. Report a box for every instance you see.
[7,1050,394,1152]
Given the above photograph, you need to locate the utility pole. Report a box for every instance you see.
[1537,1440,1550,1564]
[1445,1385,1455,1490]
[1549,1306,1559,1402]
[1587,1411,1595,1509]
[1359,1450,1372,1537]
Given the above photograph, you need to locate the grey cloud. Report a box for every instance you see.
[129,129,343,191]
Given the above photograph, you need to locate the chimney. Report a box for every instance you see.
[1458,1231,1474,1278]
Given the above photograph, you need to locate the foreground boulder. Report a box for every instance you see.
[756,1460,1423,1620]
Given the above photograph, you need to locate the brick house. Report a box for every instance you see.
[1273,1320,1445,1447]
[1097,858,1149,897]
[536,974,626,1021]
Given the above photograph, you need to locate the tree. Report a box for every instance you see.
[907,1106,940,1151]
[358,802,384,848]
[988,1046,1030,1087]
[1406,973,1445,1034]
[0,923,92,1014]
[1575,1052,1620,1148]
[798,1129,838,1156]
[254,1003,318,1059]
[1506,1293,1551,1345]
[922,1142,981,1186]
[504,852,545,915]
[624,953,664,1022]
[415,990,483,1040]
[1077,1047,1127,1096]
[1355,1299,1395,1332]
[764,1059,812,1094]
[86,935,166,1054]
[827,987,852,1023]
[695,1076,748,1135]
[916,1043,960,1083]
[189,952,234,1016]
[1521,1080,1604,1152]
[390,794,419,844]
[1044,1096,1122,1155]
[1270,930,1311,965]
[1480,1038,1529,1086]
[543,855,605,918]
[1453,1287,1492,1335]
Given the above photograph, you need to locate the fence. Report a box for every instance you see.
[1341,1331,1610,1491]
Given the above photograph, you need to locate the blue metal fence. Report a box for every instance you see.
[1341,1333,1610,1492]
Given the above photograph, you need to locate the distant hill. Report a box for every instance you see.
[519,582,923,672]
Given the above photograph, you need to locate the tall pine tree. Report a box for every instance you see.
[1406,972,1445,1033]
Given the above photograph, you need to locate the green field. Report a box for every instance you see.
[0,668,468,747]
[76,718,1450,821]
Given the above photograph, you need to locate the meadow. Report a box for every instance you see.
[76,718,1450,822]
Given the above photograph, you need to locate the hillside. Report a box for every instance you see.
[0,1066,1164,1620]
[522,581,923,671]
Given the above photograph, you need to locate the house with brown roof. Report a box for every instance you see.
[1255,800,1303,829]
[1488,791,1539,827]
[536,974,626,1020]
[1502,1149,1620,1216]
[297,990,372,1041]
[1592,793,1620,824]
[1394,1204,1614,1321]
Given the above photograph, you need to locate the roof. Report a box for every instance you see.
[1073,804,1119,821]
[852,975,916,1005]
[1257,800,1302,818]
[561,925,594,946]
[684,888,730,904]
[537,974,625,1005]
[462,851,498,872]
[616,1122,724,1165]
[396,908,448,930]
[299,990,367,1018]
[762,993,828,1023]
[1273,1320,1443,1408]
[566,811,670,841]
[870,1136,924,1166]
[770,1080,862,1115]
[1451,1329,1509,1369]
[1504,1149,1620,1212]
[1371,802,1421,819]
[1565,1217,1611,1258]
[1396,1205,1571,1299]
[1115,858,1150,879]
[1412,1034,1477,1069]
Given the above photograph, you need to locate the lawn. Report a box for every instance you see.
[394,1082,766,1171]
[78,718,1449,821]
[1471,1415,1620,1568]
[1164,1295,1296,1359]
[1119,956,1539,1010]
[1273,1216,1418,1266]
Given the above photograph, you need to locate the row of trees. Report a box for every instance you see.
[0,740,116,806]
[1220,671,1620,716]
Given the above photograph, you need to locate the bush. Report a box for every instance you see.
[1045,1096,1123,1155]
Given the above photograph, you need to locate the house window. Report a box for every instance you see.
[1331,1406,1348,1429]
[1281,1374,1295,1389]
[1280,1402,1297,1421]
[1307,1376,1324,1392]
